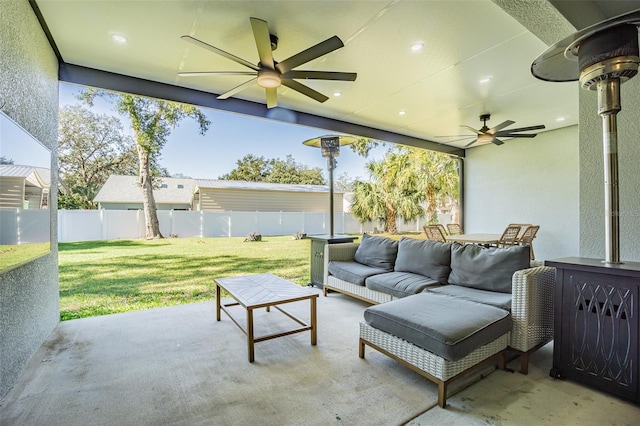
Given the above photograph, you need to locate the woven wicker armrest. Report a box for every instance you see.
[323,243,360,284]
[510,265,555,354]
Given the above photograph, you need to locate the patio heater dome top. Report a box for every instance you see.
[531,9,640,86]
[302,134,358,148]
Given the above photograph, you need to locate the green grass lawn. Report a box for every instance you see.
[58,236,319,321]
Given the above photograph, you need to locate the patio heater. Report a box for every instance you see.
[302,135,357,288]
[533,11,640,402]
[531,10,640,264]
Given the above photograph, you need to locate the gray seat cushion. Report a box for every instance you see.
[328,261,389,286]
[353,234,398,271]
[394,238,452,284]
[428,285,512,311]
[448,244,530,293]
[364,293,511,361]
[365,272,439,298]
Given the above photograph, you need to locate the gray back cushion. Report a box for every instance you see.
[354,234,398,271]
[448,244,530,293]
[394,237,452,284]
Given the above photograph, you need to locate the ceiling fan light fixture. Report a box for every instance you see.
[257,70,281,88]
[477,134,493,144]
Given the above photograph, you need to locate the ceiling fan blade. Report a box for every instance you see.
[216,78,257,99]
[488,120,515,133]
[178,71,257,77]
[182,35,260,71]
[464,138,479,148]
[496,124,546,134]
[281,78,329,103]
[265,87,278,109]
[440,136,476,143]
[492,138,505,145]
[283,70,357,81]
[460,125,483,135]
[249,17,275,69]
[276,36,344,74]
[498,133,538,138]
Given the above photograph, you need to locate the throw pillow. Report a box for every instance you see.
[394,237,452,284]
[354,233,398,271]
[448,244,530,293]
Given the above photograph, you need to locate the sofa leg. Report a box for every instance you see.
[498,351,506,370]
[438,381,447,408]
[359,338,365,359]
[519,352,529,375]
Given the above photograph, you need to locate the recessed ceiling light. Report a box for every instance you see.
[556,116,566,122]
[398,110,407,116]
[333,91,342,97]
[479,77,492,84]
[111,34,128,44]
[410,42,424,52]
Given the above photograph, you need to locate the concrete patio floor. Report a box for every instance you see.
[1,289,639,425]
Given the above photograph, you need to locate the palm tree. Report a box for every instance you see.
[410,148,459,224]
[350,148,424,233]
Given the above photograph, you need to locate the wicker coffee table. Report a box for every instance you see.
[214,273,318,362]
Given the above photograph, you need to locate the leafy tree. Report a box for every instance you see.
[220,154,325,185]
[350,148,424,233]
[220,154,272,181]
[80,90,210,239]
[349,137,384,157]
[58,105,137,209]
[0,156,14,164]
[267,155,325,185]
[335,172,356,192]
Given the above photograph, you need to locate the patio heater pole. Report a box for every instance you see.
[531,16,640,264]
[303,135,356,236]
[328,152,336,236]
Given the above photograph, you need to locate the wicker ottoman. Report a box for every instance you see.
[359,293,511,408]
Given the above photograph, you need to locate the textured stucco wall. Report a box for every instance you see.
[0,1,60,398]
[464,125,580,261]
[579,77,640,261]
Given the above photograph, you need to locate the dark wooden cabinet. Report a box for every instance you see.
[546,257,640,404]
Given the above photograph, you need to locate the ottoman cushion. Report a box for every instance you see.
[363,293,511,361]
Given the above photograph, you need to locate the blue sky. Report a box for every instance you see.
[59,83,386,181]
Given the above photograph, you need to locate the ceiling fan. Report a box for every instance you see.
[178,17,357,109]
[438,114,545,147]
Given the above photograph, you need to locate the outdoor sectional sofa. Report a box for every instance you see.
[323,234,555,407]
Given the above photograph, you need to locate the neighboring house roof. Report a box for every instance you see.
[93,175,195,204]
[0,164,51,188]
[195,179,342,194]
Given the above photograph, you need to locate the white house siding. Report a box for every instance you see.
[0,177,24,208]
[98,202,191,211]
[197,188,343,212]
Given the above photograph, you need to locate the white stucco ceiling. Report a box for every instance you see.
[33,0,638,150]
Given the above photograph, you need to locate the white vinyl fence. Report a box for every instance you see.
[57,210,425,242]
